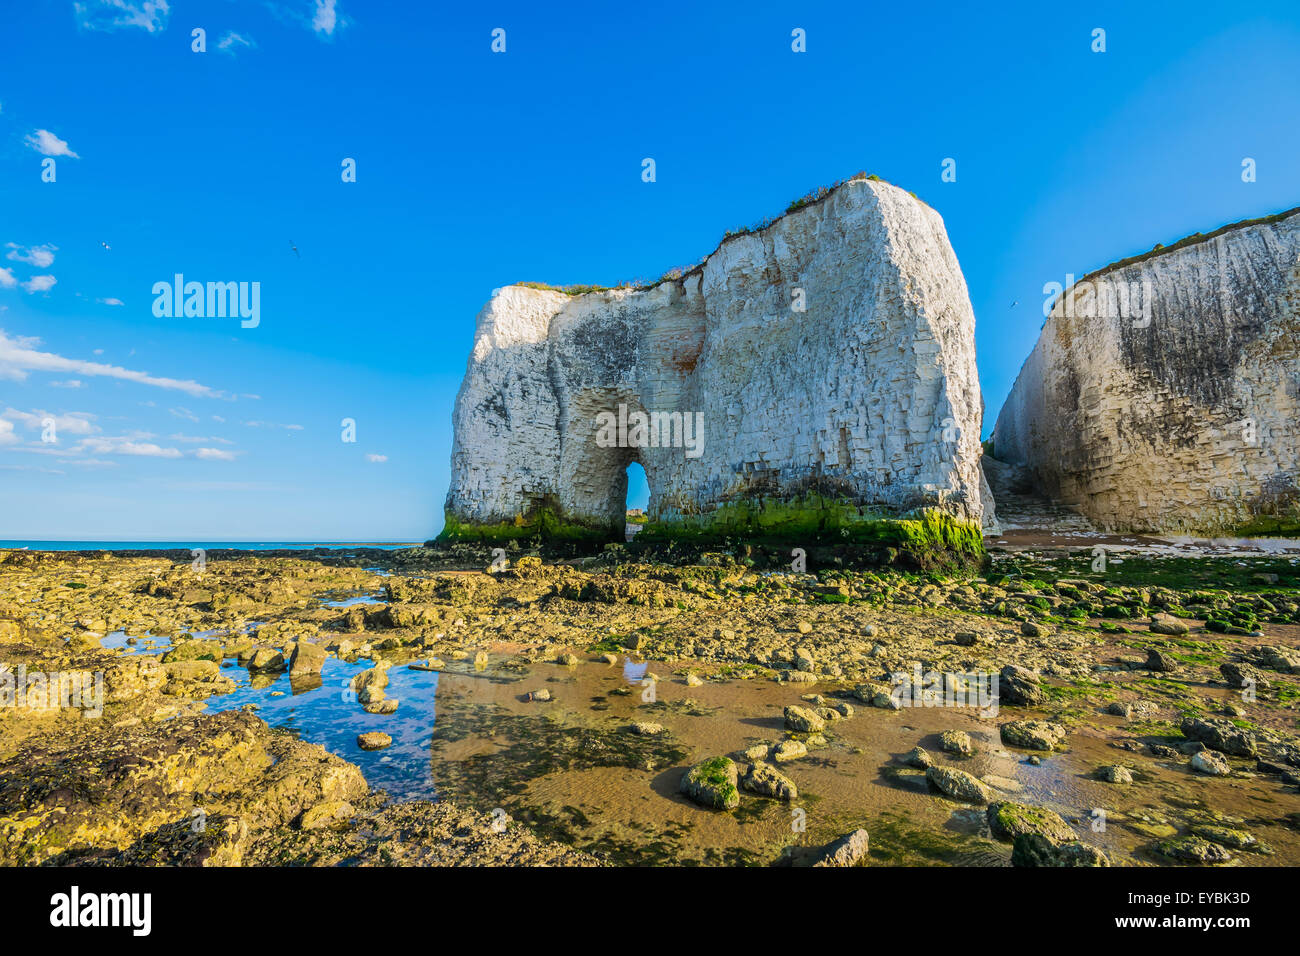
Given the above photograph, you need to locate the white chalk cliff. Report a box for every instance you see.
[443,177,991,539]
[993,208,1300,534]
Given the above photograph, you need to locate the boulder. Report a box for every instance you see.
[1000,720,1067,751]
[740,762,798,801]
[925,766,992,804]
[679,758,740,810]
[987,802,1077,845]
[784,705,826,734]
[1180,716,1259,757]
[289,640,328,674]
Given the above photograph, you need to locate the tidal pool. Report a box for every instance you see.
[199,651,1300,866]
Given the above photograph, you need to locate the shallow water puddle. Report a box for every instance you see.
[163,646,1300,866]
[318,594,385,609]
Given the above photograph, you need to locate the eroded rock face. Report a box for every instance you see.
[993,208,1300,534]
[444,178,990,540]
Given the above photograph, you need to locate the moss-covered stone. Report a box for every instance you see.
[679,757,740,810]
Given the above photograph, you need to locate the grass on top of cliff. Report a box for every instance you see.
[1076,204,1300,286]
[515,170,929,297]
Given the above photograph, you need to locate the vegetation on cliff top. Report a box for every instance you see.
[513,170,925,298]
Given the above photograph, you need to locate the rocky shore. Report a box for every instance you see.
[2,542,1297,866]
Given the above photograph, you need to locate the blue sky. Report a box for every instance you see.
[1,0,1298,541]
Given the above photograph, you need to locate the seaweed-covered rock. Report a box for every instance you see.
[1012,833,1109,867]
[1180,716,1259,757]
[679,757,740,810]
[987,802,1076,845]
[1155,835,1234,864]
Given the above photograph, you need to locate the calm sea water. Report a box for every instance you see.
[0,541,420,552]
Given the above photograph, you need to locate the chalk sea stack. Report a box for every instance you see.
[993,207,1300,534]
[440,175,992,559]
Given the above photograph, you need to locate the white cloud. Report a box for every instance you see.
[194,447,238,461]
[217,31,256,55]
[74,0,170,34]
[3,408,98,436]
[0,418,17,445]
[0,464,65,475]
[242,420,302,430]
[24,130,79,158]
[79,437,182,458]
[0,329,223,397]
[0,268,16,289]
[21,276,57,294]
[312,0,339,36]
[169,433,234,444]
[58,457,116,467]
[50,380,83,388]
[169,406,199,422]
[97,297,124,306]
[366,453,387,463]
[5,243,57,269]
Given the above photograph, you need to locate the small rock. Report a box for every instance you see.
[808,829,870,867]
[1000,720,1067,751]
[289,640,327,675]
[987,801,1077,845]
[298,800,354,830]
[357,731,392,750]
[247,648,286,672]
[998,665,1046,707]
[903,746,932,769]
[1190,750,1231,776]
[1149,613,1190,636]
[925,765,992,803]
[1097,764,1134,784]
[1156,835,1233,864]
[939,730,974,756]
[740,762,798,801]
[1012,833,1109,867]
[679,757,740,810]
[1180,715,1259,757]
[784,705,826,733]
[1145,647,1178,672]
[771,740,807,763]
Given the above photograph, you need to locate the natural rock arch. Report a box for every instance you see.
[441,177,993,544]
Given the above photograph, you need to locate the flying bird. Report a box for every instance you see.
[100,240,110,251]
[290,240,300,258]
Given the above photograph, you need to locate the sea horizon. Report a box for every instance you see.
[0,540,424,552]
